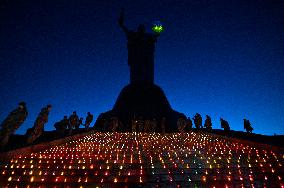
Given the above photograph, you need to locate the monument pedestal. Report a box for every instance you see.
[94,15,186,132]
[94,83,185,132]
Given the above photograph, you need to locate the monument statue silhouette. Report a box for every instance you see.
[119,9,159,84]
[94,9,185,132]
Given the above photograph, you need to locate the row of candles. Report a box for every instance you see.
[0,132,283,187]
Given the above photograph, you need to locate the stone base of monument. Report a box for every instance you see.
[94,83,186,132]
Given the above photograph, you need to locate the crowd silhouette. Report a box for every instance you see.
[0,102,94,149]
[0,102,256,149]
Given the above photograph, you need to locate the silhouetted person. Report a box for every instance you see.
[68,111,79,135]
[61,116,69,134]
[54,116,68,136]
[244,119,253,133]
[75,117,83,130]
[220,118,230,133]
[132,116,137,132]
[94,114,107,132]
[109,117,119,132]
[186,117,193,132]
[193,113,202,129]
[144,119,151,132]
[84,112,93,130]
[177,117,187,133]
[150,118,157,133]
[137,117,144,132]
[0,102,28,148]
[102,118,110,132]
[204,115,212,131]
[119,8,160,84]
[27,104,52,144]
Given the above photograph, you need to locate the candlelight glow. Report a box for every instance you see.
[0,132,283,187]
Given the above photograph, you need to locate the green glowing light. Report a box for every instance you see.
[152,25,164,33]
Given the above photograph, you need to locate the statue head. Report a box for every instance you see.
[137,24,146,33]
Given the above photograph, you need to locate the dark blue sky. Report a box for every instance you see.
[1,0,283,135]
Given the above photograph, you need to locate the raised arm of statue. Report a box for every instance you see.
[118,8,129,34]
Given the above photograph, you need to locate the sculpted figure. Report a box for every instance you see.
[119,8,160,84]
[27,104,51,144]
[0,102,28,148]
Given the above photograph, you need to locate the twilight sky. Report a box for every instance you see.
[0,0,283,135]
